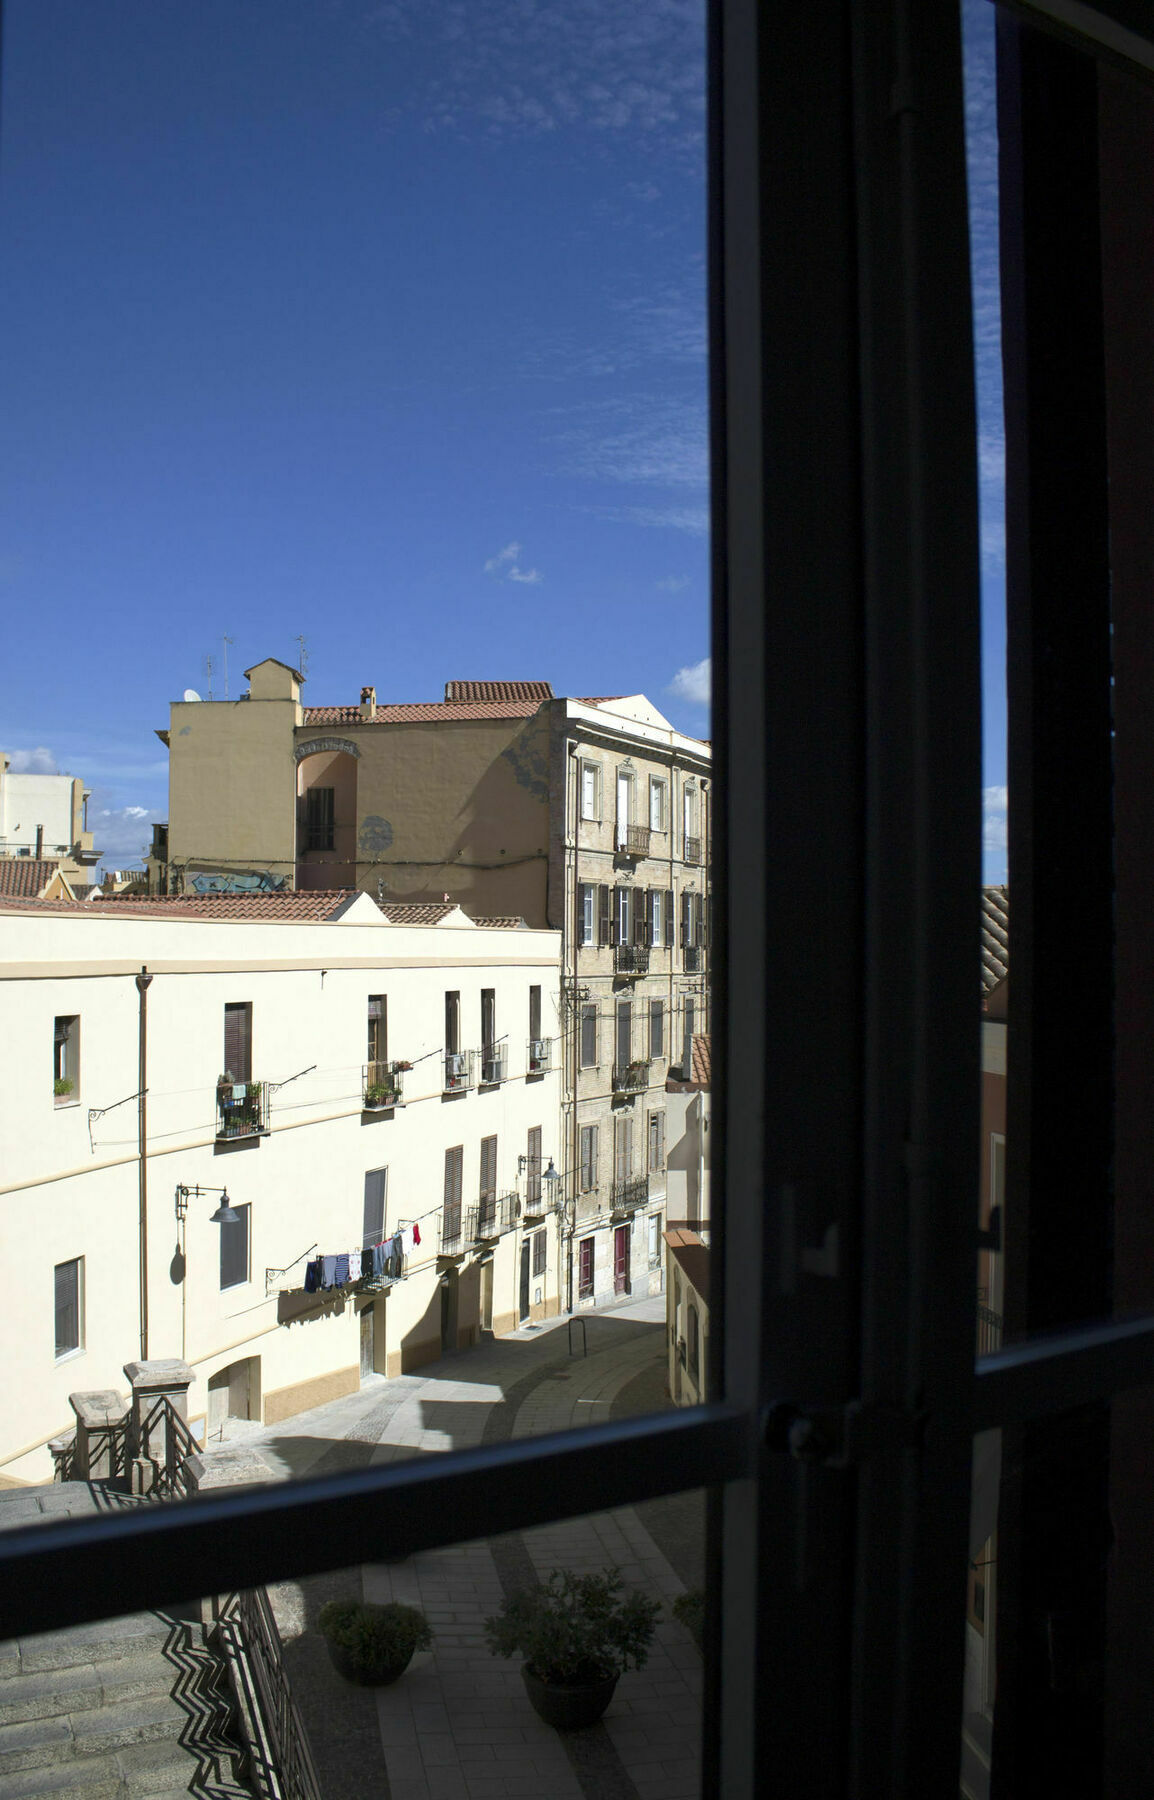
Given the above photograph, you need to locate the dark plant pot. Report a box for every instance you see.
[521,1664,618,1730]
[325,1639,413,1687]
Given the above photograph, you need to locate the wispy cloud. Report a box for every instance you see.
[668,656,710,706]
[582,502,709,536]
[7,745,58,775]
[656,575,690,592]
[484,541,543,584]
[983,784,1008,881]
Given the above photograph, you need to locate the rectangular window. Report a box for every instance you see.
[615,885,630,945]
[578,883,595,946]
[526,1126,542,1208]
[650,888,663,947]
[580,760,600,821]
[616,999,632,1067]
[54,1258,82,1359]
[577,1236,594,1299]
[680,891,693,949]
[683,1000,695,1073]
[479,1134,498,1234]
[615,1115,633,1183]
[579,1124,598,1192]
[481,988,496,1053]
[649,776,668,833]
[615,768,633,847]
[304,785,334,851]
[648,1110,666,1172]
[362,1168,387,1249]
[444,990,460,1055]
[443,1146,463,1243]
[223,1002,252,1083]
[533,1230,547,1278]
[664,888,675,946]
[648,1213,662,1269]
[528,985,541,1042]
[53,1014,80,1104]
[367,995,387,1066]
[580,1003,598,1068]
[220,1203,251,1291]
[682,783,696,847]
[597,883,611,946]
[650,999,665,1060]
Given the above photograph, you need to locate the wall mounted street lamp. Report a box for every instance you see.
[174,1183,241,1226]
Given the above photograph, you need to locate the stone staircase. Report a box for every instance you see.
[0,1607,252,1800]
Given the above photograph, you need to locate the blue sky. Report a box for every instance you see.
[0,1,1005,878]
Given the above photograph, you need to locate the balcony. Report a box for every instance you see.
[443,1049,477,1094]
[439,1212,466,1258]
[615,944,650,976]
[362,1060,407,1110]
[467,1193,518,1243]
[684,834,703,864]
[684,945,703,973]
[611,1174,649,1218]
[527,1037,552,1074]
[618,824,652,858]
[479,1045,508,1088]
[215,1079,271,1141]
[613,1059,650,1095]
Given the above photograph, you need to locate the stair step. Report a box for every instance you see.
[114,1738,201,1797]
[0,1657,176,1727]
[15,1619,177,1678]
[0,1754,121,1800]
[0,1719,74,1776]
[71,1697,183,1759]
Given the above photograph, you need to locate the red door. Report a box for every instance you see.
[614,1224,630,1295]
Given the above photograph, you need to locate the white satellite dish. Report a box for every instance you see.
[182,689,203,703]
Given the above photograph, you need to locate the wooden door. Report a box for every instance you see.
[614,1224,630,1295]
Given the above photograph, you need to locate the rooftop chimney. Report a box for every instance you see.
[360,685,376,721]
[35,824,43,859]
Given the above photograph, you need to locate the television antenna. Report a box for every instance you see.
[222,635,234,701]
[203,653,216,701]
[293,635,309,682]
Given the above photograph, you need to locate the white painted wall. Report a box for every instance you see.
[0,904,562,1481]
[0,767,78,856]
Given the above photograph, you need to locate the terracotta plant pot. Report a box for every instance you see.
[325,1639,413,1687]
[521,1664,618,1730]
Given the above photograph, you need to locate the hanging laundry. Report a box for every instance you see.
[348,1248,362,1281]
[333,1253,350,1287]
[322,1254,339,1288]
[372,1241,388,1281]
[412,1222,421,1247]
[304,1259,322,1294]
[400,1225,415,1257]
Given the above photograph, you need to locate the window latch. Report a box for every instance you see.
[763,1399,926,1469]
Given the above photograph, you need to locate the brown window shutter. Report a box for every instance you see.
[598,884,611,946]
[665,889,674,946]
[634,891,647,946]
[480,1134,498,1203]
[223,1003,252,1083]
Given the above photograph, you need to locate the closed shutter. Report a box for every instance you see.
[533,1230,547,1278]
[616,1000,632,1068]
[695,893,706,947]
[445,991,460,1054]
[580,1124,597,1191]
[443,1147,463,1240]
[54,1260,80,1357]
[634,890,648,946]
[664,889,674,946]
[598,885,611,946]
[480,1135,498,1203]
[649,1111,666,1171]
[650,999,664,1059]
[362,1168,387,1248]
[578,1237,594,1295]
[680,893,691,949]
[529,986,542,1042]
[220,1205,250,1291]
[580,1003,598,1067]
[223,1003,252,1083]
[367,996,386,1065]
[615,1117,632,1183]
[526,1127,542,1206]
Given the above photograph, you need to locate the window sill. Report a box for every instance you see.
[53,1097,80,1110]
[54,1346,85,1365]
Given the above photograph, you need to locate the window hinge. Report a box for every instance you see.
[763,1399,927,1469]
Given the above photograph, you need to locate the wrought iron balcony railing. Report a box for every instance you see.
[440,1211,465,1256]
[215,1079,271,1141]
[362,1060,406,1109]
[611,1174,649,1216]
[683,945,703,973]
[479,1044,508,1087]
[527,1037,552,1073]
[684,834,703,863]
[443,1049,477,1094]
[612,1059,650,1094]
[619,824,652,857]
[467,1193,519,1242]
[614,943,650,975]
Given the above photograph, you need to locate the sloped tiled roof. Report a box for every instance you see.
[981,885,1009,994]
[472,916,527,930]
[665,1227,710,1301]
[691,1033,711,1088]
[301,698,545,726]
[0,858,64,898]
[379,903,457,925]
[94,891,361,922]
[575,696,625,706]
[444,680,553,703]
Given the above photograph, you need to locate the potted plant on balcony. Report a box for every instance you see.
[484,1568,660,1730]
[317,1599,433,1687]
[363,1080,396,1110]
[53,1076,74,1102]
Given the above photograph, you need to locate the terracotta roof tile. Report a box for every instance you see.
[94,890,360,921]
[0,858,64,897]
[665,1229,710,1301]
[378,903,457,925]
[691,1033,711,1088]
[981,885,1009,994]
[471,916,527,929]
[444,680,553,703]
[301,698,546,727]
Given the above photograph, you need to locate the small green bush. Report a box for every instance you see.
[317,1600,432,1671]
[672,1589,705,1651]
[484,1568,661,1687]
[54,1077,74,1097]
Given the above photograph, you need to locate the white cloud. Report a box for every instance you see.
[7,746,58,775]
[668,656,711,706]
[92,802,163,870]
[656,575,690,592]
[983,785,1008,880]
[484,541,543,584]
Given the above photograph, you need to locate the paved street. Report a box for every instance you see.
[209,1297,704,1800]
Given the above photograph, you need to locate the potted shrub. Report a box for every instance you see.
[484,1568,660,1730]
[53,1077,74,1102]
[316,1599,433,1687]
[363,1082,394,1110]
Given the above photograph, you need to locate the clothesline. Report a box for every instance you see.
[303,1221,423,1295]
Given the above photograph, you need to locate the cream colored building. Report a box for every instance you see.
[0,752,100,888]
[148,661,711,1315]
[0,891,561,1484]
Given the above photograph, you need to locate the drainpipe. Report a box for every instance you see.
[135,967,153,1361]
[568,739,580,1315]
[35,824,43,860]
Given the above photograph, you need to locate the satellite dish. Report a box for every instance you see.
[182,689,203,703]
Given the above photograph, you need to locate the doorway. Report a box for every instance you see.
[206,1357,260,1438]
[480,1259,494,1333]
[614,1224,630,1296]
[440,1273,457,1353]
[519,1241,531,1321]
[359,1305,374,1379]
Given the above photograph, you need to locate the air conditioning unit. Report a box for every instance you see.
[446,1052,466,1078]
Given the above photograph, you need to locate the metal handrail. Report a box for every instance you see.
[216,1079,271,1140]
[612,1059,650,1093]
[216,1587,322,1800]
[140,1394,199,1499]
[614,943,651,975]
[684,834,702,863]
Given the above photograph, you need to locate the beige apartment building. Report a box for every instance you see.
[149,660,711,1310]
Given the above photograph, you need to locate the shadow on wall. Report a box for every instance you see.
[276,1290,347,1328]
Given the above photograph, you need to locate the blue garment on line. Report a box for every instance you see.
[334,1253,350,1287]
[372,1242,387,1280]
[321,1254,339,1288]
[304,1259,321,1294]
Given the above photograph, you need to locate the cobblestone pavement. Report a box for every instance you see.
[216,1297,705,1800]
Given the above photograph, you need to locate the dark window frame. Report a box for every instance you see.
[219,1203,251,1292]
